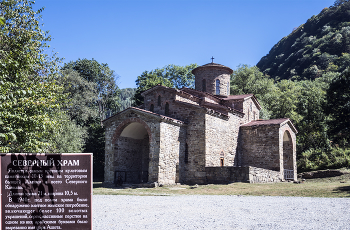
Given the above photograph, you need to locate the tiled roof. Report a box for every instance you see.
[241,118,289,126]
[222,94,261,110]
[140,84,174,97]
[141,86,256,116]
[103,107,186,125]
[222,94,254,100]
[117,83,263,122]
[181,87,221,103]
[192,62,233,74]
[141,85,202,101]
[180,88,244,115]
[241,118,298,133]
[200,63,231,68]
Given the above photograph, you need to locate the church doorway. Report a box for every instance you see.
[283,130,294,180]
[114,122,150,184]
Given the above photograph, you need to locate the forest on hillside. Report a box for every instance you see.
[0,0,349,182]
[257,0,350,81]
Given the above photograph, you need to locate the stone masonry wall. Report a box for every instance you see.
[223,99,244,112]
[194,67,231,96]
[144,88,203,124]
[113,136,149,183]
[205,167,250,183]
[143,88,210,184]
[240,125,281,171]
[241,98,260,124]
[158,122,186,185]
[205,112,241,168]
[248,166,281,183]
[221,97,259,123]
[175,94,201,106]
[182,108,207,184]
[144,89,175,117]
[114,136,143,172]
[205,166,281,183]
[240,122,297,181]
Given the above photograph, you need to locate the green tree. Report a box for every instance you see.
[161,64,198,89]
[133,71,173,106]
[0,0,65,153]
[325,69,350,147]
[58,69,98,126]
[52,113,87,153]
[83,117,105,181]
[230,65,331,158]
[295,80,330,155]
[62,58,120,125]
[270,80,302,122]
[118,88,136,111]
[230,65,279,119]
[333,0,350,7]
[132,64,197,107]
[61,59,120,181]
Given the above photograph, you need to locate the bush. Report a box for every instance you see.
[298,147,350,172]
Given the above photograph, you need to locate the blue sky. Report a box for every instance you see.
[35,0,335,89]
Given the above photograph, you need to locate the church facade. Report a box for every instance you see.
[103,62,297,185]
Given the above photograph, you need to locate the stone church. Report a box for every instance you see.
[103,62,297,185]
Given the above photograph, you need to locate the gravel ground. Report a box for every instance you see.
[93,195,350,230]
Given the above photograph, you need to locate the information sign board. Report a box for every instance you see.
[1,153,92,230]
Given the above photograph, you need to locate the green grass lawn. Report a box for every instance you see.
[93,169,350,198]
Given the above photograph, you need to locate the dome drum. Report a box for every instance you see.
[193,63,233,96]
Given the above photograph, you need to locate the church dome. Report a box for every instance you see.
[192,61,233,96]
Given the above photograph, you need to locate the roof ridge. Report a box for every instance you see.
[181,87,222,102]
[192,62,233,74]
[102,107,186,125]
[240,118,297,133]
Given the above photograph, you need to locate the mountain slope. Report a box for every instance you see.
[257,1,350,80]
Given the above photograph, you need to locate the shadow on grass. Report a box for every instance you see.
[333,185,350,197]
[93,182,151,190]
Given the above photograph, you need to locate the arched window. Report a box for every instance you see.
[150,104,154,112]
[184,143,189,163]
[220,157,224,167]
[165,102,169,115]
[202,79,206,92]
[216,79,220,95]
[158,95,161,106]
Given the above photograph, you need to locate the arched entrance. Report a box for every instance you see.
[283,130,294,180]
[114,122,150,183]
